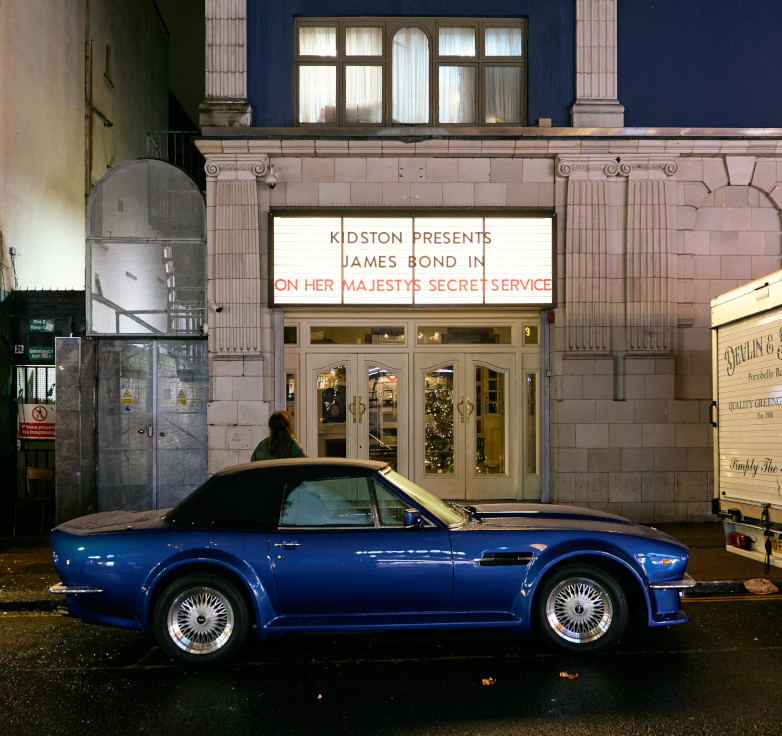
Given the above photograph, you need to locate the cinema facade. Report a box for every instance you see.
[187,0,782,524]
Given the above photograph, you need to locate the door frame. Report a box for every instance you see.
[284,311,541,500]
[305,352,409,474]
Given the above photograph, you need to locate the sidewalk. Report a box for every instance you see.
[1,521,780,612]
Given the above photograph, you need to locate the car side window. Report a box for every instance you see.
[374,483,408,526]
[279,475,374,527]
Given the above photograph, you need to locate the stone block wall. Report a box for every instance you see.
[199,139,782,522]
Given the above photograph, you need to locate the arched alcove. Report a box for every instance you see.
[86,159,206,335]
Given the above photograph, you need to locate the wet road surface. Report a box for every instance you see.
[1,595,780,736]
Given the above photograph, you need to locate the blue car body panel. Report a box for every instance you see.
[50,459,692,641]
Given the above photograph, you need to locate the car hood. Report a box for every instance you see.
[471,502,632,526]
[54,508,172,535]
[466,502,680,542]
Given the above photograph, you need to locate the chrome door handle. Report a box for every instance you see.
[273,541,301,549]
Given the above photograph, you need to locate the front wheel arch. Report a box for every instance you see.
[532,559,636,652]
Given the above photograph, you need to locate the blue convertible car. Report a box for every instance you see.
[51,459,694,664]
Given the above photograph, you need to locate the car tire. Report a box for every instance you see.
[535,563,628,652]
[153,573,249,665]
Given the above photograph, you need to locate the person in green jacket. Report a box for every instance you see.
[251,410,307,461]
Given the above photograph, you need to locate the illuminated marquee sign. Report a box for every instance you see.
[270,213,554,307]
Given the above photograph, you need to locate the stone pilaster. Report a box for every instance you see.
[204,155,269,355]
[200,0,252,127]
[623,156,678,352]
[571,0,624,127]
[558,156,617,352]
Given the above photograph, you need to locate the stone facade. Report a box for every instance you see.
[198,136,782,522]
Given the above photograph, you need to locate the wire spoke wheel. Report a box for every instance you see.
[546,576,613,644]
[167,586,235,654]
[536,564,628,651]
[154,573,248,664]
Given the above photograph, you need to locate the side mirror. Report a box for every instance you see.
[404,508,424,528]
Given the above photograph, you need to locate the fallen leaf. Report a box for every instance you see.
[559,671,578,680]
[481,677,496,686]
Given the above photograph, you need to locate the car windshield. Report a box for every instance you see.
[382,468,469,527]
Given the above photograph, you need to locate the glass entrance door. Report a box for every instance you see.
[306,354,408,473]
[97,340,207,511]
[414,353,515,499]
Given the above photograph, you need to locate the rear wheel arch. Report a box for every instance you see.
[145,562,258,631]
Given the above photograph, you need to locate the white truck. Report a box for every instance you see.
[712,270,782,571]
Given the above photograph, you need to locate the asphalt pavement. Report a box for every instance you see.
[1,520,781,612]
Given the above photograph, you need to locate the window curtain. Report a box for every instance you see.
[299,66,337,123]
[346,27,382,55]
[346,27,383,123]
[346,66,382,123]
[438,27,475,56]
[392,28,429,124]
[299,27,336,56]
[485,67,521,123]
[439,67,475,123]
[485,27,522,56]
[298,27,337,123]
[437,28,475,123]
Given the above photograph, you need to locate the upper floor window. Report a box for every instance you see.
[295,18,527,126]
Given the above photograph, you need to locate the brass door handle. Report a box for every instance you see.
[464,396,474,423]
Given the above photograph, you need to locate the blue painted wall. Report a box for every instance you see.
[247,0,575,127]
[618,0,782,128]
[246,0,782,130]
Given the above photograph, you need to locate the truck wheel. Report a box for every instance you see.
[535,563,628,652]
[153,573,248,665]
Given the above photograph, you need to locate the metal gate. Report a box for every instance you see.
[97,339,207,511]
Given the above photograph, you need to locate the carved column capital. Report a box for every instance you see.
[204,155,270,180]
[617,155,679,178]
[556,155,622,179]
[556,154,679,179]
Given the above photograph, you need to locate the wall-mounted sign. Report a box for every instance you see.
[270,213,554,307]
[18,404,56,439]
[29,319,55,332]
[29,346,54,362]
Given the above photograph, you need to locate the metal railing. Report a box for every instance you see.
[145,131,205,191]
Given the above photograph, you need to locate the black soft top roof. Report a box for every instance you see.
[213,457,390,478]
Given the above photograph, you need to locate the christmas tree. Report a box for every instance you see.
[424,384,454,473]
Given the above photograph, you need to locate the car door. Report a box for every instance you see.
[268,468,453,617]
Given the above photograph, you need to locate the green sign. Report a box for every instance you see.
[29,319,55,332]
[29,346,54,361]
